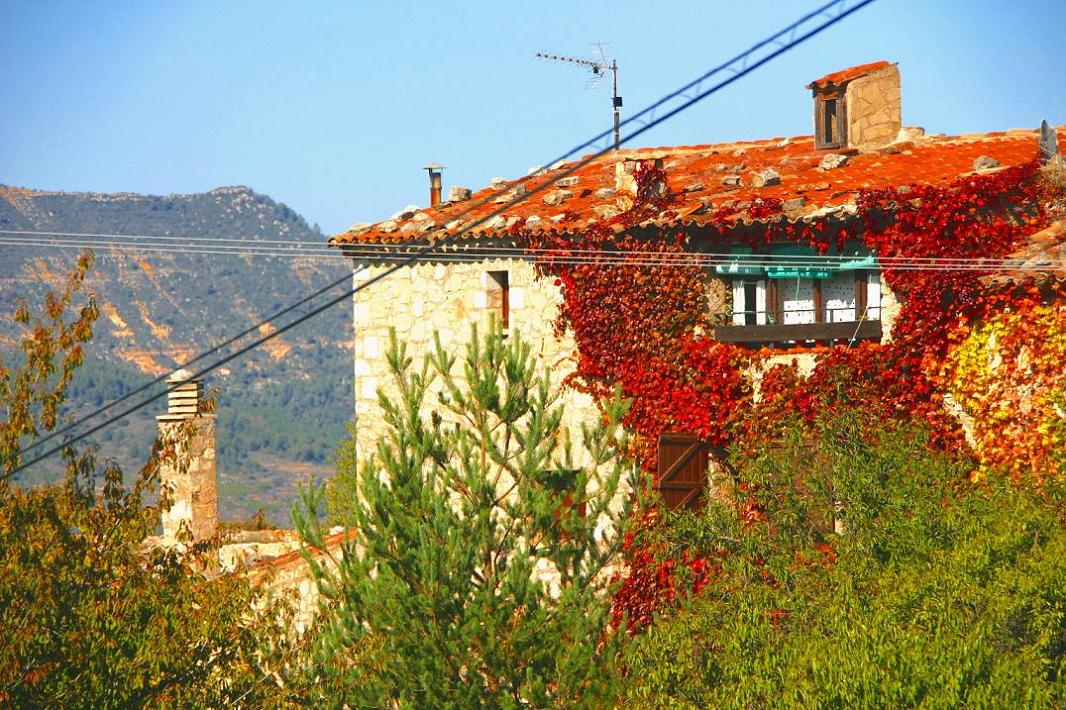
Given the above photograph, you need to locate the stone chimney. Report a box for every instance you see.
[807,61,901,152]
[157,370,217,541]
[614,156,666,211]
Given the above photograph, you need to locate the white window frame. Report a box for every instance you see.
[732,279,767,326]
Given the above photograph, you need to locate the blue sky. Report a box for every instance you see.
[1,0,1064,234]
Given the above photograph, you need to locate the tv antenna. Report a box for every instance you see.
[536,44,622,150]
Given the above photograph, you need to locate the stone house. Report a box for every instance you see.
[152,372,347,628]
[147,62,1063,621]
[153,60,1063,538]
[329,60,1064,503]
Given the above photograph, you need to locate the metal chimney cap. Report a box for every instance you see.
[423,163,445,171]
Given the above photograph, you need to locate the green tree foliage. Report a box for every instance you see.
[1,253,97,477]
[621,413,1066,707]
[294,323,640,707]
[0,254,273,707]
[1,184,351,522]
[0,451,270,707]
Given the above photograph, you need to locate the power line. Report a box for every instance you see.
[0,237,346,261]
[3,227,1056,268]
[1,228,1053,266]
[1,236,1059,272]
[7,0,878,477]
[0,228,338,248]
[20,269,358,456]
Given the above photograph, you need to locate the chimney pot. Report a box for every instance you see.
[424,164,444,207]
[165,370,202,417]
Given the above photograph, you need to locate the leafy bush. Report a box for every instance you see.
[0,255,273,707]
[621,413,1066,707]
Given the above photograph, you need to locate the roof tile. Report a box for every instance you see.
[330,127,1066,246]
[807,60,893,90]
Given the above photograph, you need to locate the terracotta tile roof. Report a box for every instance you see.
[330,126,1065,246]
[246,528,352,576]
[981,220,1066,288]
[806,60,893,90]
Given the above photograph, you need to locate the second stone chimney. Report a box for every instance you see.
[807,61,901,152]
[157,370,217,541]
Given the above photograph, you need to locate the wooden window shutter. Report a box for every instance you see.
[812,278,824,324]
[656,433,709,511]
[854,270,868,317]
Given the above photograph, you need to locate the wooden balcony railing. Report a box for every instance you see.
[715,308,882,346]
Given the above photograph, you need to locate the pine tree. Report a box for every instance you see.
[295,321,640,707]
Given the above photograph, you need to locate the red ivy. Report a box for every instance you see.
[526,157,1056,630]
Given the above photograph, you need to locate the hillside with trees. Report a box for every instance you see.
[0,184,352,524]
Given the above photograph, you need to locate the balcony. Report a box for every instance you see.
[714,307,882,347]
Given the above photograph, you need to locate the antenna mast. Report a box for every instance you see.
[536,46,622,150]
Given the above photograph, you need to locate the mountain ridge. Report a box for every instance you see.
[0,183,353,525]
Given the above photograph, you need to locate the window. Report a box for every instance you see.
[486,270,509,330]
[822,98,837,144]
[731,278,766,325]
[719,244,883,345]
[860,270,882,320]
[780,277,817,325]
[742,281,758,325]
[815,95,845,150]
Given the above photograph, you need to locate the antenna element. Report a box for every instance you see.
[536,47,622,150]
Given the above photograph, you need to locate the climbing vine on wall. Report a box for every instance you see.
[944,302,1066,481]
[528,162,751,471]
[525,155,1062,629]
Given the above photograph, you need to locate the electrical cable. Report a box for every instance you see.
[2,224,1056,269]
[0,229,1055,267]
[0,236,1058,272]
[20,268,359,455]
[7,0,879,477]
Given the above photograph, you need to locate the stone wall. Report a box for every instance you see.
[352,260,899,440]
[244,533,346,634]
[352,257,601,466]
[877,272,902,342]
[703,277,729,326]
[844,64,902,151]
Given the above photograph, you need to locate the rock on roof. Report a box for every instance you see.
[330,126,1066,246]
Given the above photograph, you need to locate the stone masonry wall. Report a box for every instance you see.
[352,262,898,444]
[352,258,602,469]
[877,272,902,342]
[844,64,902,151]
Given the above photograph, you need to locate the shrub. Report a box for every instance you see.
[620,412,1066,707]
